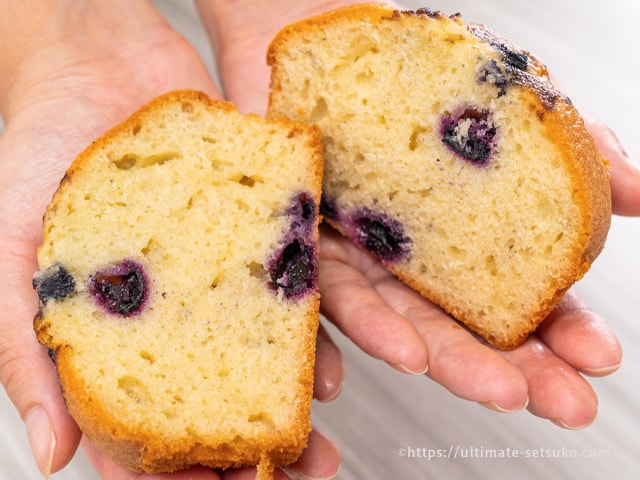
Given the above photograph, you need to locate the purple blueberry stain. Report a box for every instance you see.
[287,192,316,226]
[89,259,148,316]
[352,209,410,264]
[476,59,509,97]
[440,107,497,166]
[268,192,319,300]
[33,264,76,304]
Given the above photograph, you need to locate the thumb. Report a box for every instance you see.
[581,110,640,217]
[0,238,82,476]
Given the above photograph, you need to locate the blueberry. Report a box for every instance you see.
[33,264,76,304]
[440,108,497,165]
[269,239,318,299]
[353,209,410,263]
[498,44,528,71]
[477,60,508,97]
[319,196,339,221]
[287,192,316,225]
[267,193,319,300]
[89,260,148,316]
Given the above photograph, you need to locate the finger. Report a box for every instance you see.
[282,429,340,480]
[81,436,221,480]
[581,110,640,216]
[500,337,598,429]
[371,273,530,413]
[0,243,82,476]
[313,322,344,402]
[535,290,622,376]
[318,227,429,375]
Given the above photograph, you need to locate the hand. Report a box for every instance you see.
[0,1,341,479]
[198,0,631,430]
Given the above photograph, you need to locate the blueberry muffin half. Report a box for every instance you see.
[267,5,611,350]
[33,90,323,479]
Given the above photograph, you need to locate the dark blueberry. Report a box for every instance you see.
[353,209,410,263]
[287,192,316,224]
[89,260,148,316]
[498,44,528,71]
[33,264,76,304]
[269,239,318,299]
[319,196,338,221]
[440,108,497,165]
[267,192,319,300]
[477,60,508,97]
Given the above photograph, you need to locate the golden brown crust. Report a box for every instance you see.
[34,90,323,476]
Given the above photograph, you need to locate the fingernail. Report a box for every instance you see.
[580,362,621,377]
[282,469,339,480]
[320,382,343,403]
[552,413,597,430]
[391,362,428,375]
[25,407,55,478]
[481,395,529,413]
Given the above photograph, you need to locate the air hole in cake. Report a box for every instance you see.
[248,411,275,428]
[132,124,141,135]
[409,125,429,151]
[440,107,497,166]
[234,174,264,187]
[33,264,76,304]
[239,175,256,187]
[347,34,379,62]
[113,152,181,170]
[310,97,328,123]
[181,102,194,113]
[113,154,138,170]
[209,274,222,290]
[246,262,267,282]
[355,67,374,82]
[117,375,151,403]
[352,209,410,263]
[89,260,148,316]
[139,350,155,363]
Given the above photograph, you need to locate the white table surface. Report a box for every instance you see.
[2,1,639,479]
